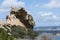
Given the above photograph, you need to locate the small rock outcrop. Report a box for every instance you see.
[6,7,35,30]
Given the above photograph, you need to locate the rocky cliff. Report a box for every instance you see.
[6,7,35,30]
[0,7,38,40]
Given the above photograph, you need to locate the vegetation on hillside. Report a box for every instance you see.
[11,25,38,39]
[0,28,14,40]
[0,25,38,40]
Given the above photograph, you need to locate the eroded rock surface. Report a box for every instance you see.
[6,7,35,30]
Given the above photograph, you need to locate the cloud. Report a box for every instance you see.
[34,11,60,26]
[29,4,40,8]
[0,0,25,13]
[0,0,25,8]
[54,22,60,25]
[0,0,25,21]
[29,0,60,9]
[37,11,60,22]
[0,8,10,12]
[38,11,57,18]
[42,0,60,8]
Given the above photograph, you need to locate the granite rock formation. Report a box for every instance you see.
[6,7,35,30]
[0,7,39,40]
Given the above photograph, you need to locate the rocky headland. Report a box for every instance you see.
[0,7,38,40]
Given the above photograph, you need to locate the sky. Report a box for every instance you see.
[0,0,60,27]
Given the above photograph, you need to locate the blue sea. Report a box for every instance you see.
[34,26,60,40]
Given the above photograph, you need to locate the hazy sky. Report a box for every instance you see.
[0,0,60,27]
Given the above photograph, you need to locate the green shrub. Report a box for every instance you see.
[27,29,39,39]
[11,25,28,38]
[0,28,14,40]
[11,25,38,39]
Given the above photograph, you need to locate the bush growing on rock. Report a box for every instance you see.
[10,25,38,39]
[0,28,14,40]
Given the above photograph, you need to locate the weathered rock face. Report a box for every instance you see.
[0,7,38,40]
[6,14,25,27]
[6,7,35,30]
